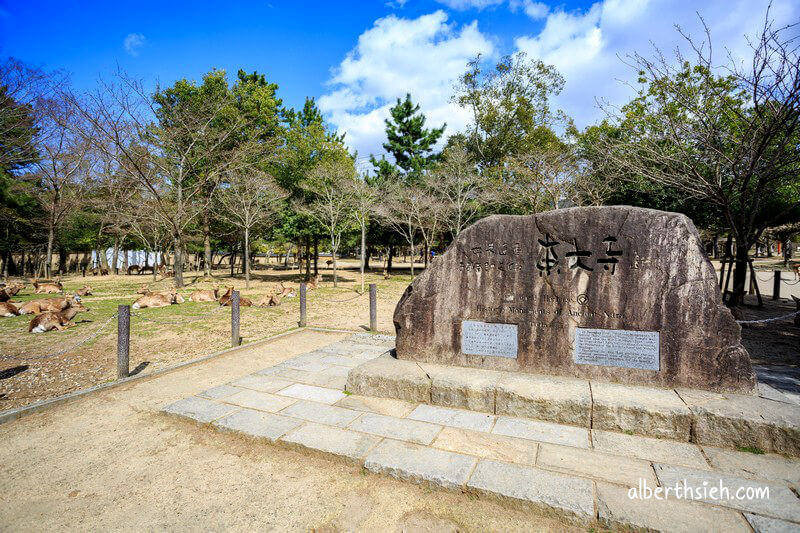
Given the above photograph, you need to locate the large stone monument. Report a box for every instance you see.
[393,206,755,393]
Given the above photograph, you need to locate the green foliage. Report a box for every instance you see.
[369,93,444,183]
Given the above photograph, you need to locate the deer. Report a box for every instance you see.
[28,299,89,333]
[138,265,154,275]
[75,285,92,296]
[18,295,82,315]
[0,288,15,302]
[218,287,252,307]
[792,263,800,280]
[383,268,391,280]
[0,301,19,317]
[132,290,182,309]
[33,278,63,294]
[278,281,296,298]
[127,265,140,275]
[92,267,109,276]
[306,274,321,290]
[190,288,219,302]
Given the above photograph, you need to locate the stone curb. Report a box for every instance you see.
[346,355,800,457]
[0,326,364,426]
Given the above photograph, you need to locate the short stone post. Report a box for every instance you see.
[231,290,240,347]
[773,270,781,300]
[369,283,377,332]
[117,305,130,379]
[299,283,307,327]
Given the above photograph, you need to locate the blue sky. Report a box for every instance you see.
[2,0,797,162]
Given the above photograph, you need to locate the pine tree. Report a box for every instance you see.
[370,94,445,183]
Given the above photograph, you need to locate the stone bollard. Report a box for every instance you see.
[773,270,781,300]
[231,290,240,347]
[299,283,307,327]
[117,305,130,379]
[369,283,377,332]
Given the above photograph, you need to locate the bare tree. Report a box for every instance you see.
[428,143,487,241]
[349,176,379,293]
[502,143,577,213]
[302,158,356,287]
[379,182,426,279]
[216,165,286,288]
[33,97,91,277]
[69,72,245,287]
[597,13,800,306]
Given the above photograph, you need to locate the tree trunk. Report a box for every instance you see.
[387,246,394,273]
[202,212,212,277]
[152,248,158,281]
[122,248,129,274]
[173,237,185,288]
[331,231,338,288]
[244,229,251,288]
[728,242,750,307]
[45,224,55,279]
[364,245,372,270]
[410,240,415,279]
[313,237,319,276]
[112,238,120,274]
[231,242,237,277]
[360,222,366,293]
[305,236,311,281]
[424,244,429,267]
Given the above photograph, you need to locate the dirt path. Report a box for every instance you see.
[0,329,577,531]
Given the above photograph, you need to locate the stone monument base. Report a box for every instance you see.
[346,354,800,457]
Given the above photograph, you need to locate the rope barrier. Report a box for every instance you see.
[781,278,800,286]
[131,304,226,325]
[322,291,366,303]
[0,313,118,361]
[737,310,800,324]
[755,273,774,282]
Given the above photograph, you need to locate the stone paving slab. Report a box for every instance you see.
[702,445,800,487]
[653,464,800,522]
[596,482,751,532]
[230,375,296,393]
[591,429,709,470]
[431,427,539,466]
[279,400,361,428]
[164,396,239,423]
[223,389,297,413]
[334,394,416,418]
[346,354,431,403]
[421,363,501,413]
[536,443,657,487]
[212,408,302,441]
[466,459,595,519]
[745,513,800,533]
[281,422,381,460]
[678,388,800,456]
[495,373,591,427]
[590,381,692,440]
[197,385,240,400]
[407,404,495,432]
[364,439,476,489]
[348,413,442,445]
[493,416,590,449]
[266,367,348,389]
[276,383,346,405]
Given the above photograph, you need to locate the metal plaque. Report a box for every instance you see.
[461,320,518,358]
[573,327,660,371]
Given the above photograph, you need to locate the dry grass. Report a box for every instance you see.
[0,259,413,410]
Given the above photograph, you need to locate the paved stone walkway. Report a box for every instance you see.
[164,334,800,531]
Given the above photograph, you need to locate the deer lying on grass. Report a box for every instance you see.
[0,302,19,317]
[75,286,92,296]
[218,287,253,307]
[135,285,185,302]
[127,265,140,275]
[0,286,19,302]
[92,267,109,276]
[28,299,89,333]
[132,290,182,309]
[189,288,218,302]
[306,274,321,290]
[383,268,391,280]
[18,295,83,315]
[33,278,62,294]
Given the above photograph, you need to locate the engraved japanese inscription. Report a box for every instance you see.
[573,328,659,371]
[461,320,518,359]
[393,206,755,393]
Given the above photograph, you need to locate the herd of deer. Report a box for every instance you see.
[0,272,326,334]
[0,280,92,333]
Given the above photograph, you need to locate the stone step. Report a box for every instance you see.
[346,354,800,456]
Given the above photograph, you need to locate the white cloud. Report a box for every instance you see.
[514,0,800,129]
[319,11,495,159]
[435,0,504,11]
[509,0,549,19]
[123,33,145,57]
